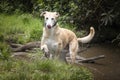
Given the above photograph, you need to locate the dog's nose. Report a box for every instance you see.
[47,25,52,29]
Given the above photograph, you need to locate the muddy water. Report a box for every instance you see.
[80,44,120,80]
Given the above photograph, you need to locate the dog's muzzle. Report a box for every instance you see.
[47,25,52,29]
[45,21,57,29]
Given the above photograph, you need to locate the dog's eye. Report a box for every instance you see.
[46,17,48,20]
[51,18,54,20]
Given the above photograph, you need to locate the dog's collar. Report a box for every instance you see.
[52,21,57,27]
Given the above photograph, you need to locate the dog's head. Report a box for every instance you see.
[41,11,59,29]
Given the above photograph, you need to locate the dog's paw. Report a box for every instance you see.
[41,45,51,58]
[44,51,51,58]
[41,45,49,53]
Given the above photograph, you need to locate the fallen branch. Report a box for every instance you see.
[10,43,23,48]
[66,54,105,63]
[78,55,105,63]
[11,41,41,52]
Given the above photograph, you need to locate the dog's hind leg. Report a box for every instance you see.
[69,39,78,63]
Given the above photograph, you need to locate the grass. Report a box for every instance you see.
[0,58,93,80]
[0,13,93,80]
[0,13,43,44]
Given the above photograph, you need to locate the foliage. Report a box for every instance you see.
[101,10,115,26]
[112,33,120,47]
[0,0,33,14]
[0,0,119,28]
[31,0,120,28]
[0,57,93,80]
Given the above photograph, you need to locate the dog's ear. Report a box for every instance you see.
[55,12,60,18]
[40,11,46,17]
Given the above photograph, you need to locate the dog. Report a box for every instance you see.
[40,11,95,63]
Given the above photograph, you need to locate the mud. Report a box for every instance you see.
[80,44,120,80]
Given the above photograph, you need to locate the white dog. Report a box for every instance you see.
[40,11,95,63]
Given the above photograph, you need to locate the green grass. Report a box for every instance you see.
[0,58,93,80]
[0,13,93,80]
[0,13,43,44]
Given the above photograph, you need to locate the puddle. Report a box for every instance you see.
[80,44,120,80]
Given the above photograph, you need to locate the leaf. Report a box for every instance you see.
[104,17,108,26]
[101,13,107,16]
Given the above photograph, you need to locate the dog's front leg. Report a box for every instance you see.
[41,36,50,58]
[41,44,50,58]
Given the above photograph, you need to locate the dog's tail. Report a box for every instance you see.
[77,27,95,43]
